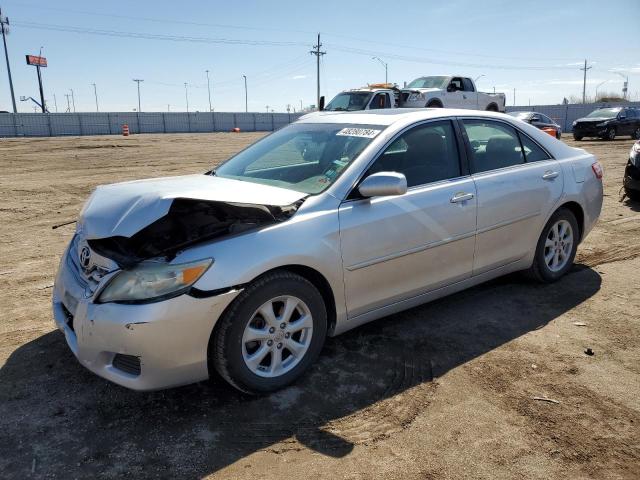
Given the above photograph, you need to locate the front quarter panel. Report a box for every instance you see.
[172,194,347,329]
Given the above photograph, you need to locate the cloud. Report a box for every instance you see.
[609,66,640,74]
[291,75,307,80]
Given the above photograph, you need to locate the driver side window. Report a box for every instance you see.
[365,121,461,188]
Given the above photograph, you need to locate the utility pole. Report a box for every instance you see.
[242,75,247,112]
[53,93,58,112]
[0,9,17,113]
[91,83,99,111]
[309,33,326,109]
[580,59,592,104]
[184,82,189,112]
[133,78,143,112]
[300,99,303,111]
[64,93,71,113]
[205,70,213,111]
[513,88,516,106]
[69,89,76,112]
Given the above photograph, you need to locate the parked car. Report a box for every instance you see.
[53,109,603,394]
[401,75,506,111]
[572,106,640,141]
[323,84,401,111]
[507,111,562,139]
[623,140,640,201]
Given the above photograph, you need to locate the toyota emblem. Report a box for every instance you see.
[79,246,91,269]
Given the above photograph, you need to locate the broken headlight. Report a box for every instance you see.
[630,142,640,167]
[98,258,213,303]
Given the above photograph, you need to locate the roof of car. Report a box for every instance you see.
[297,108,509,126]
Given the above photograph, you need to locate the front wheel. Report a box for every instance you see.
[426,100,443,108]
[632,127,640,140]
[527,208,579,283]
[604,127,616,141]
[573,134,583,141]
[210,270,327,394]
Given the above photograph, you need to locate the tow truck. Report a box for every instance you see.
[322,84,401,111]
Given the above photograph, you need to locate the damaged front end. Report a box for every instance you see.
[88,198,302,268]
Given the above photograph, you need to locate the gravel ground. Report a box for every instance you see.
[0,132,638,479]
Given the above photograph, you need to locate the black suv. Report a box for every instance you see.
[572,107,640,141]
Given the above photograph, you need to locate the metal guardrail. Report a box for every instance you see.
[0,111,304,137]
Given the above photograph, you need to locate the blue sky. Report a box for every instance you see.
[0,0,638,112]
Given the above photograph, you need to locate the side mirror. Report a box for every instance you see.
[358,172,407,198]
[618,113,626,120]
[319,96,325,111]
[531,115,541,122]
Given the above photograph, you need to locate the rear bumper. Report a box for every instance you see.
[52,245,240,391]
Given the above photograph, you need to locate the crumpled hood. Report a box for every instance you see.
[78,174,307,239]
[401,87,442,94]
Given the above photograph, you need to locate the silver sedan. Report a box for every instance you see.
[53,109,603,394]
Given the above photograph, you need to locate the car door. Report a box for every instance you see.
[460,118,564,275]
[444,77,465,108]
[462,77,479,109]
[338,119,477,317]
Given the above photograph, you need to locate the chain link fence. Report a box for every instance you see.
[0,111,304,137]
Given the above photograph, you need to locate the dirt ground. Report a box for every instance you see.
[0,132,638,480]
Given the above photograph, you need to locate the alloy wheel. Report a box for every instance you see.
[544,219,573,272]
[241,295,313,378]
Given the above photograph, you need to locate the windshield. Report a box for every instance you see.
[214,123,384,194]
[586,108,620,119]
[406,76,449,89]
[325,92,372,111]
[507,111,532,120]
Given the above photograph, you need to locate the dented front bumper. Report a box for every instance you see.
[52,244,240,391]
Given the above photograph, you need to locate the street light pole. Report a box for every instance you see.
[69,89,76,112]
[184,82,189,112]
[613,72,629,100]
[205,70,213,112]
[474,74,485,83]
[133,79,143,112]
[595,80,608,101]
[242,75,247,112]
[91,83,99,111]
[372,56,388,83]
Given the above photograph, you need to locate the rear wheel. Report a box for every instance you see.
[632,127,640,140]
[527,208,579,283]
[486,103,499,112]
[573,134,583,141]
[426,100,443,108]
[210,270,327,394]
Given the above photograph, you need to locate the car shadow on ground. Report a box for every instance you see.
[0,265,601,479]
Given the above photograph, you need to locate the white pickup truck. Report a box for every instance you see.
[401,75,506,112]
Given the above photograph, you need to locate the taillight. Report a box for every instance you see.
[591,162,603,180]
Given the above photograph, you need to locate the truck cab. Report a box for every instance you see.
[323,84,399,111]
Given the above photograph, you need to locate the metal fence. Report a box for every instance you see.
[506,101,640,133]
[0,111,304,137]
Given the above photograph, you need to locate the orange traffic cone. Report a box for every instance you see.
[122,124,130,136]
[232,127,240,133]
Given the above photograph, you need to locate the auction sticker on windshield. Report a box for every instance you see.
[336,127,381,138]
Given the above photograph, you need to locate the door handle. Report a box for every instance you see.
[450,192,474,203]
[542,170,559,180]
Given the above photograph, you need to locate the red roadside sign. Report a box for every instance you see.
[26,55,47,67]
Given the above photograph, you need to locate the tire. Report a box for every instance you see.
[625,187,640,202]
[573,134,583,141]
[604,127,616,141]
[556,131,562,140]
[426,100,443,108]
[527,208,579,283]
[210,270,327,394]
[632,127,640,140]
[485,103,498,112]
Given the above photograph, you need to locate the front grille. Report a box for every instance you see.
[112,354,141,376]
[66,235,107,296]
[61,303,75,333]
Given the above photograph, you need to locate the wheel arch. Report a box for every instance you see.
[486,102,499,112]
[557,201,584,242]
[426,98,443,108]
